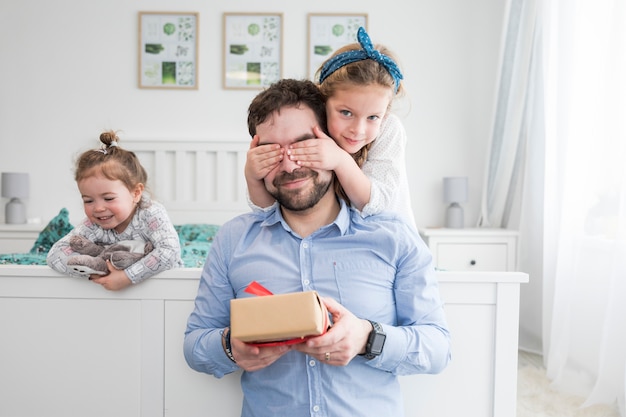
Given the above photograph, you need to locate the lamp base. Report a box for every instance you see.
[446,203,464,229]
[5,198,27,224]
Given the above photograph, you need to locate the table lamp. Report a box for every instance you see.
[2,172,30,224]
[443,176,468,228]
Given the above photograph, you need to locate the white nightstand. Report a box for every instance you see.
[0,223,42,253]
[420,228,519,271]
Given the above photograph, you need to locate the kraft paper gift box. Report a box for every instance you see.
[230,290,329,345]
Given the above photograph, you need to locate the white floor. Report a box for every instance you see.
[517,350,621,417]
[518,349,544,369]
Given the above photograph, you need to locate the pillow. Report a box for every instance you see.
[29,208,74,254]
[175,223,220,244]
[180,242,213,268]
[0,253,48,265]
[175,224,220,268]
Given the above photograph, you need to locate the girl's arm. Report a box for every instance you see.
[327,139,372,211]
[245,135,282,209]
[123,202,183,284]
[359,115,407,216]
[288,126,372,211]
[46,221,100,277]
[46,220,133,290]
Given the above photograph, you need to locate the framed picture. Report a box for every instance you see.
[138,12,199,89]
[307,13,368,80]
[223,13,282,89]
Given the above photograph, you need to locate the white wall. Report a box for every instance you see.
[0,0,506,229]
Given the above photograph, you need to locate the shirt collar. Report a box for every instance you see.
[261,198,352,236]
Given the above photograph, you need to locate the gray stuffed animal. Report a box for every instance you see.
[66,235,154,277]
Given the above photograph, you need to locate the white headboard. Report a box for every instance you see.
[126,138,250,225]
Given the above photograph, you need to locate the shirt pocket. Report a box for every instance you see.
[322,259,396,319]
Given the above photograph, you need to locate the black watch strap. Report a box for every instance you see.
[360,320,386,360]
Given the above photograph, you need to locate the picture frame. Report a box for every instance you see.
[223,13,283,90]
[307,13,368,80]
[138,11,199,89]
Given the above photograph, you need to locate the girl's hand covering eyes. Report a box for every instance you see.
[287,126,350,171]
[245,135,284,180]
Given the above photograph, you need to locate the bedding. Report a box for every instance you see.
[0,208,219,268]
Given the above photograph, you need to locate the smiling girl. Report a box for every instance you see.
[47,130,183,290]
[245,27,415,228]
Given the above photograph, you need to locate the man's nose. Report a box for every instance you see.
[280,153,301,173]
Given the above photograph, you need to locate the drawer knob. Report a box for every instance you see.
[470,260,476,266]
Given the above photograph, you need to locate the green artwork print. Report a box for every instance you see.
[223,13,281,88]
[145,44,164,54]
[139,12,198,88]
[246,62,261,85]
[162,62,176,84]
[332,24,345,36]
[248,23,260,36]
[163,22,176,35]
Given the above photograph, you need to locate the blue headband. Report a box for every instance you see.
[319,27,403,93]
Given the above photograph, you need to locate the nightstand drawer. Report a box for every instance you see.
[420,228,518,271]
[0,225,42,253]
[436,243,508,271]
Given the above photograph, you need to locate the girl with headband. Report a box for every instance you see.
[245,27,416,228]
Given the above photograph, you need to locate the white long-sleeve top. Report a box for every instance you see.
[360,113,416,229]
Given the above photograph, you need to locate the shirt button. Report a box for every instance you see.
[309,360,316,367]
[303,279,310,286]
[303,242,309,248]
[313,405,320,412]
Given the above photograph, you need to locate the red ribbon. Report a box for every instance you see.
[244,281,273,296]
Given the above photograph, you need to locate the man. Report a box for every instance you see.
[183,79,450,416]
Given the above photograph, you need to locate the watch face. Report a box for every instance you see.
[361,320,386,359]
[370,333,386,354]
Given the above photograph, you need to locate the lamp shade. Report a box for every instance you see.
[443,177,468,204]
[2,172,30,199]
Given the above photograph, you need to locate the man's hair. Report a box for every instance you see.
[247,79,328,137]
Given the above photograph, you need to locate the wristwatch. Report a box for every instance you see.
[361,320,386,360]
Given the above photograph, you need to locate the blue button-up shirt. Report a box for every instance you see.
[184,200,450,417]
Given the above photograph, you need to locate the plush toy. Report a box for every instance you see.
[66,235,154,277]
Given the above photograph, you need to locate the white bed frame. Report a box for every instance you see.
[0,139,529,417]
[126,138,251,225]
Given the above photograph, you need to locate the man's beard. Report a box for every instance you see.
[269,168,332,211]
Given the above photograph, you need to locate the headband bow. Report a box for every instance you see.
[319,27,403,93]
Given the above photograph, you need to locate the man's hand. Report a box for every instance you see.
[293,297,372,366]
[231,336,291,372]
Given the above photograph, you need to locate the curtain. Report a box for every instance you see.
[543,0,626,414]
[479,0,545,353]
[477,0,539,228]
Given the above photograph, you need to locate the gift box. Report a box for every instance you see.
[230,289,329,345]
